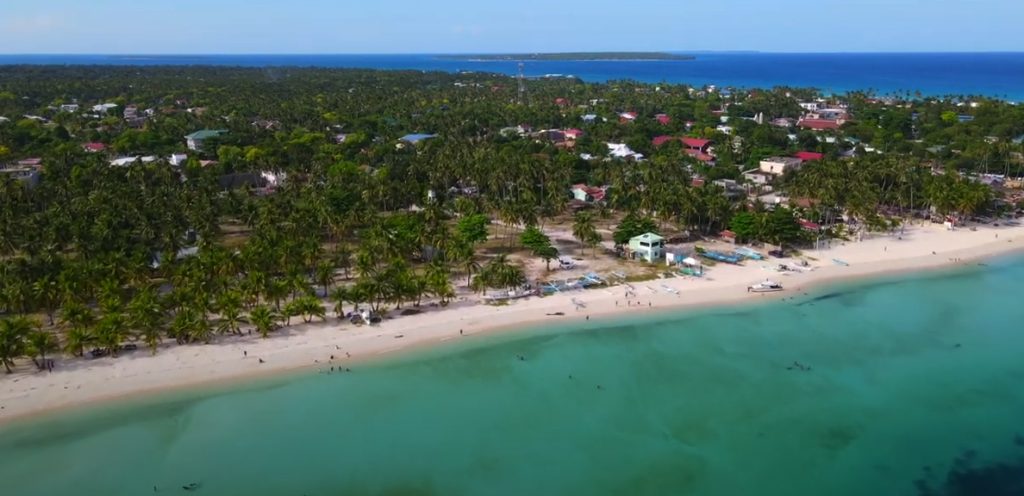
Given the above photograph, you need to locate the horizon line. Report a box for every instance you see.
[2,50,1024,56]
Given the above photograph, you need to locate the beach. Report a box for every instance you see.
[3,222,1024,424]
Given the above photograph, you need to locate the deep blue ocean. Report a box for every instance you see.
[1,52,1023,100]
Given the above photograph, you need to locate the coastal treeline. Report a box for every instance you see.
[0,65,1021,370]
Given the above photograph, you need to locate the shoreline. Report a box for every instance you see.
[2,223,1024,427]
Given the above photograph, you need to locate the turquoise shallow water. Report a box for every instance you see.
[3,259,1024,495]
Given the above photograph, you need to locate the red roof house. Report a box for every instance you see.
[82,142,107,153]
[798,220,822,232]
[794,151,824,161]
[563,128,584,140]
[655,114,671,125]
[652,135,677,147]
[681,138,711,151]
[797,119,842,131]
[571,184,606,203]
[685,149,715,163]
[555,98,569,106]
[619,112,638,123]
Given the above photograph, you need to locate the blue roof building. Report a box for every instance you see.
[400,133,437,144]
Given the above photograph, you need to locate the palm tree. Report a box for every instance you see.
[572,211,597,256]
[330,286,351,319]
[217,303,247,336]
[27,328,58,371]
[297,296,326,323]
[0,316,33,373]
[283,299,303,326]
[96,312,130,356]
[314,262,336,295]
[249,305,277,339]
[32,275,61,325]
[127,287,165,354]
[59,301,95,357]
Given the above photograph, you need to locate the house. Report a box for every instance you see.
[110,156,157,167]
[794,151,824,162]
[798,118,843,131]
[682,138,711,153]
[655,114,671,125]
[169,153,189,167]
[563,128,584,140]
[682,137,714,163]
[628,232,665,263]
[759,157,803,175]
[799,220,822,232]
[59,104,80,112]
[719,230,737,244]
[581,114,598,123]
[571,184,607,203]
[712,179,744,199]
[123,105,139,119]
[82,142,107,153]
[0,166,40,187]
[771,117,795,128]
[16,158,42,167]
[742,169,771,186]
[92,103,118,113]
[399,133,437,144]
[619,111,638,123]
[607,143,644,161]
[184,130,228,151]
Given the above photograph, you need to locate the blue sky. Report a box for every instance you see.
[1,0,1022,54]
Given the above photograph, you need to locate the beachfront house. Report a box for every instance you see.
[185,129,228,151]
[571,184,607,204]
[628,232,665,263]
[759,157,803,175]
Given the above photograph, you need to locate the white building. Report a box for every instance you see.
[607,143,643,161]
[759,157,803,175]
[628,233,665,263]
[92,103,118,113]
[59,104,80,112]
[169,153,189,167]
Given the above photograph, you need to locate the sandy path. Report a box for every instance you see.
[2,222,1023,424]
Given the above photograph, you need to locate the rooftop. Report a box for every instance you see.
[185,129,228,140]
[400,133,437,143]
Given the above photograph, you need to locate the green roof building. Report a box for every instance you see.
[185,129,227,151]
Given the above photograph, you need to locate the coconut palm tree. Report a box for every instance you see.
[27,328,58,371]
[572,211,597,256]
[249,305,278,339]
[59,301,95,357]
[0,316,33,373]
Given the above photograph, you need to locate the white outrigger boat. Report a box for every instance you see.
[747,280,784,293]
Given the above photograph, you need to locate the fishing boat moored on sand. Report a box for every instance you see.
[747,280,784,293]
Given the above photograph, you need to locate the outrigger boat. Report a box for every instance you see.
[699,250,743,264]
[747,280,784,293]
[735,247,765,260]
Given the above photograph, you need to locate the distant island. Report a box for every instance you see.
[440,52,695,61]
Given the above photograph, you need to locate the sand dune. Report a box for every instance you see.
[2,222,1023,424]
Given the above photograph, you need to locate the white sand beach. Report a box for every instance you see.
[3,222,1024,424]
